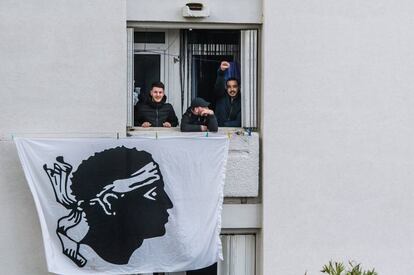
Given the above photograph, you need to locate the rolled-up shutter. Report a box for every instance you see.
[240,30,258,128]
[127,27,134,127]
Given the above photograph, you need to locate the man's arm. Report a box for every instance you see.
[180,114,202,132]
[213,61,229,99]
[206,115,218,132]
[166,105,179,127]
[134,104,144,126]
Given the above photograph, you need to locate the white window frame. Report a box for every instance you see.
[127,23,260,130]
[134,29,167,101]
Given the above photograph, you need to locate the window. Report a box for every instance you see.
[127,28,258,128]
[137,234,256,275]
[182,30,240,111]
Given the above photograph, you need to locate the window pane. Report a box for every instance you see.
[218,235,256,275]
[183,30,241,110]
[135,32,165,44]
[187,30,239,45]
[134,54,161,102]
[191,55,233,110]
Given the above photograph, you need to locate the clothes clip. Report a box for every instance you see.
[116,132,119,140]
[205,131,209,137]
[248,128,252,136]
[227,131,231,139]
[155,131,158,139]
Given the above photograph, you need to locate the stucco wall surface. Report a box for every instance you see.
[0,141,47,274]
[127,0,262,24]
[262,1,414,274]
[0,0,127,136]
[0,1,127,274]
[225,132,259,197]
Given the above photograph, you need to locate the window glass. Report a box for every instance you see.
[134,31,165,44]
[184,30,241,109]
[129,28,257,129]
[134,54,161,103]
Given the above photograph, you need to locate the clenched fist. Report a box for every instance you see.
[220,61,230,71]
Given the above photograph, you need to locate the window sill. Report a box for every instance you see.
[127,126,252,136]
[127,126,260,197]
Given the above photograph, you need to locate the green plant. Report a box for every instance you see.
[321,261,377,275]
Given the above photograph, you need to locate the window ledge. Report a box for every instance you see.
[127,127,254,136]
[127,126,260,198]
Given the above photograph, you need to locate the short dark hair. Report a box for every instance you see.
[226,77,240,87]
[151,81,165,90]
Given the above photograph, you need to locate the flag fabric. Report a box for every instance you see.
[14,136,229,275]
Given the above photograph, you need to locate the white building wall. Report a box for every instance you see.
[0,1,261,273]
[262,1,414,274]
[0,1,127,135]
[127,0,262,24]
[0,1,127,274]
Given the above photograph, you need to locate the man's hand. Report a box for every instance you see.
[200,125,208,132]
[200,109,214,117]
[220,61,230,71]
[162,122,172,128]
[141,122,151,128]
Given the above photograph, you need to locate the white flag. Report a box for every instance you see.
[14,136,229,275]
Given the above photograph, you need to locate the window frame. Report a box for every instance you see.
[127,23,260,131]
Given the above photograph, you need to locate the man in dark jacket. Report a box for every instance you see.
[180,97,218,132]
[214,61,241,127]
[134,82,178,128]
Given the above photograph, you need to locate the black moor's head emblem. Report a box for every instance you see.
[43,147,173,266]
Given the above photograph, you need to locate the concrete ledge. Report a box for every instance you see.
[128,128,260,197]
[222,204,261,229]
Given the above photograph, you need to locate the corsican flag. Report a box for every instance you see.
[14,136,229,275]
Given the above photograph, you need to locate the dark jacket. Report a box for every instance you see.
[180,107,218,132]
[213,70,242,127]
[134,95,178,127]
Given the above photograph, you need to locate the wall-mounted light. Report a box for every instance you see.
[182,1,210,18]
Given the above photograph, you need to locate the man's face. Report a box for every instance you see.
[226,80,239,98]
[192,106,209,116]
[150,87,165,103]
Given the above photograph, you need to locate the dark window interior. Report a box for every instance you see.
[134,32,165,44]
[184,30,241,108]
[134,54,161,103]
[192,55,234,110]
[187,263,217,274]
[187,29,240,45]
[151,262,217,275]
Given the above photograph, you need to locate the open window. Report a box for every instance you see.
[127,28,258,129]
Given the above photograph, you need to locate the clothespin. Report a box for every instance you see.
[116,132,119,140]
[227,131,231,139]
[155,131,158,139]
[248,128,252,136]
[205,131,209,137]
